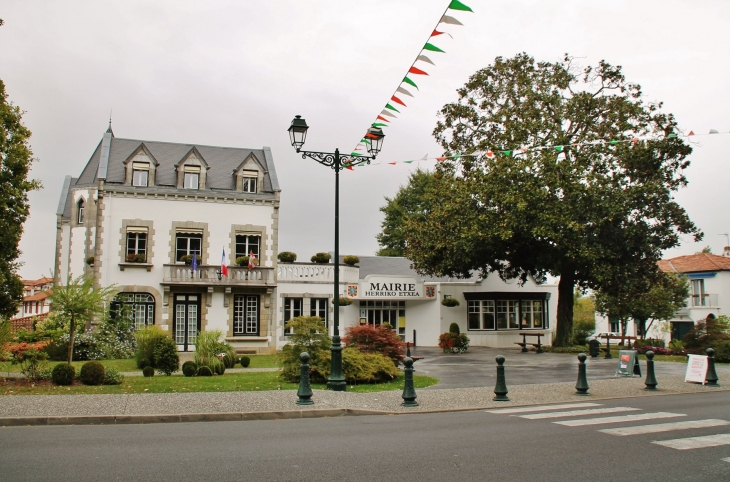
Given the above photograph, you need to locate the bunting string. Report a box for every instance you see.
[347,0,474,169]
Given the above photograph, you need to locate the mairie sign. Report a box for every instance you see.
[354,275,433,300]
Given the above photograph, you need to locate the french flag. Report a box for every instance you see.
[221,248,228,278]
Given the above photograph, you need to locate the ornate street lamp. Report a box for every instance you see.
[287,115,385,391]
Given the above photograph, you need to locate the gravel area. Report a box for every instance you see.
[1,374,726,419]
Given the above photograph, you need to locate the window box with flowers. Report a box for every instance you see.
[441,298,460,307]
[335,296,353,306]
[119,252,154,271]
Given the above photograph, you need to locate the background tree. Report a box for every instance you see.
[0,24,42,317]
[400,53,701,346]
[376,169,438,257]
[572,289,596,345]
[47,275,116,364]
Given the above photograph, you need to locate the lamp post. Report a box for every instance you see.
[287,115,385,391]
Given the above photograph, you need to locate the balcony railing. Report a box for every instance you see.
[277,263,359,283]
[690,293,719,307]
[162,264,275,286]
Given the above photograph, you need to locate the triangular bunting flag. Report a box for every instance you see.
[436,157,446,161]
[408,66,429,75]
[385,103,401,113]
[388,162,397,165]
[609,140,618,145]
[423,43,445,53]
[431,29,453,38]
[396,86,414,97]
[380,110,397,118]
[346,166,354,171]
[710,129,719,134]
[666,133,678,139]
[405,160,413,164]
[486,151,495,158]
[420,154,428,161]
[372,123,388,127]
[403,77,419,89]
[376,115,390,122]
[350,152,361,156]
[688,130,695,136]
[502,150,512,157]
[555,145,563,152]
[440,15,464,25]
[417,55,435,65]
[391,96,407,107]
[362,139,371,145]
[448,0,473,12]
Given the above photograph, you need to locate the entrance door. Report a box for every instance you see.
[174,294,200,351]
[671,321,693,342]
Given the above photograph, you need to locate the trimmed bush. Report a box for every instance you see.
[278,251,297,263]
[197,366,213,376]
[182,361,197,377]
[79,361,106,385]
[438,332,470,353]
[135,326,168,369]
[317,347,398,384]
[343,255,359,266]
[541,345,588,354]
[153,336,180,376]
[240,356,251,368]
[441,298,460,307]
[103,367,124,385]
[344,323,405,366]
[142,366,155,377]
[51,363,75,386]
[311,252,331,263]
[449,323,460,334]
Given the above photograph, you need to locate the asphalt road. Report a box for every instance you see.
[2,391,729,481]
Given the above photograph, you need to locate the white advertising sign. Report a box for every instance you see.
[685,354,709,385]
[349,275,436,300]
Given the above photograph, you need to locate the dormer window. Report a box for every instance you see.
[241,171,257,193]
[132,162,150,187]
[77,198,85,224]
[183,166,200,189]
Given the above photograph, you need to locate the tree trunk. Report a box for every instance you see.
[66,314,75,365]
[553,272,575,347]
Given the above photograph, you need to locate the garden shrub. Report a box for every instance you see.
[214,363,225,375]
[235,256,250,267]
[683,315,730,354]
[135,326,168,368]
[103,367,124,385]
[51,363,75,386]
[193,330,226,374]
[438,332,469,353]
[316,347,397,384]
[153,336,180,376]
[343,323,405,366]
[182,360,197,377]
[310,252,331,263]
[669,339,685,351]
[240,356,251,368]
[279,316,332,383]
[79,361,106,385]
[634,345,685,356]
[278,251,297,263]
[541,345,587,354]
[6,341,50,381]
[43,310,136,361]
[634,338,666,349]
[713,340,730,363]
[142,366,155,377]
[449,323,460,334]
[342,255,359,266]
[197,366,213,376]
[222,346,238,368]
[572,318,596,346]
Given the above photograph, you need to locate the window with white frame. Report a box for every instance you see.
[235,234,260,259]
[77,198,85,224]
[113,293,155,331]
[125,228,148,262]
[132,162,150,187]
[175,232,202,262]
[241,171,257,193]
[358,300,403,329]
[183,165,200,189]
[233,295,259,335]
[496,300,519,329]
[468,300,495,330]
[310,298,328,328]
[520,300,543,328]
[467,297,547,330]
[284,297,302,335]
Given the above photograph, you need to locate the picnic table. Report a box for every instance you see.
[599,335,636,359]
[515,332,545,354]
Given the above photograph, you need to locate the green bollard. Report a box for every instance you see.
[705,348,719,386]
[644,350,658,390]
[296,352,314,405]
[576,353,589,396]
[493,355,509,401]
[401,357,418,407]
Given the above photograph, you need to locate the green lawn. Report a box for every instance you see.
[0,371,439,396]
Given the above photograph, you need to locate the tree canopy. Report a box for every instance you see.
[0,72,41,318]
[398,53,701,346]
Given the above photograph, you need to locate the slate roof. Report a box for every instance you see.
[354,256,479,282]
[658,253,730,274]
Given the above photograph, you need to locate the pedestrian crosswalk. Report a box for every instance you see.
[485,402,730,462]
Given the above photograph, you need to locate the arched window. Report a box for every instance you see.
[112,293,155,330]
[77,198,85,224]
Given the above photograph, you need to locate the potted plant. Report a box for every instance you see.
[126,253,146,263]
[441,298,460,307]
[343,255,360,266]
[179,254,193,265]
[335,296,353,306]
[235,256,250,267]
[85,256,94,266]
[278,251,297,263]
[311,252,331,264]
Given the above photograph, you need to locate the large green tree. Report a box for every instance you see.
[400,53,701,346]
[376,168,438,257]
[0,32,41,318]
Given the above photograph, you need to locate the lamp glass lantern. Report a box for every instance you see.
[365,126,385,156]
[288,115,309,151]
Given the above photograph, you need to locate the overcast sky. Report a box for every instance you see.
[2,0,729,279]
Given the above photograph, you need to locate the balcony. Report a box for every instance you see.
[277,263,359,283]
[162,264,275,287]
[689,293,719,308]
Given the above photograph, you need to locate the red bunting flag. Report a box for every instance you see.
[436,157,446,161]
[346,166,354,171]
[376,115,390,122]
[486,151,495,158]
[431,29,453,38]
[409,66,429,75]
[365,132,379,139]
[391,95,407,107]
[688,130,695,136]
[389,162,397,165]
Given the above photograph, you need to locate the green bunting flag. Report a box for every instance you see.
[666,133,678,138]
[448,0,473,12]
[403,77,419,89]
[405,160,413,163]
[555,145,563,152]
[423,43,445,53]
[502,150,512,156]
[610,140,618,145]
[385,103,401,113]
[372,123,388,127]
[391,95,407,106]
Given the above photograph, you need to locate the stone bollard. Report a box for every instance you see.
[296,352,314,406]
[705,348,719,386]
[644,350,658,390]
[401,357,418,407]
[493,355,509,401]
[576,353,589,396]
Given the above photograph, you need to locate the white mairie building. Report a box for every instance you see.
[55,127,558,353]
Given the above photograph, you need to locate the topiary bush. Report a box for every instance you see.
[51,363,75,386]
[142,366,154,377]
[311,252,331,264]
[153,336,180,376]
[79,361,105,385]
[182,360,197,377]
[103,367,124,385]
[449,322,460,334]
[342,255,359,266]
[240,356,251,368]
[278,251,297,263]
[197,366,213,376]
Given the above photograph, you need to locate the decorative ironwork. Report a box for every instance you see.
[299,150,373,171]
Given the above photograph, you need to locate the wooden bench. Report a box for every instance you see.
[518,332,546,353]
[405,342,424,362]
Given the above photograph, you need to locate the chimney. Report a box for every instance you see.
[723,246,730,257]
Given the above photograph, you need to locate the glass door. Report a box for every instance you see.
[173,294,200,351]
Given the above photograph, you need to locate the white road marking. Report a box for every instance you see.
[485,403,602,414]
[518,407,640,420]
[723,457,730,463]
[653,433,730,450]
[555,412,684,427]
[600,419,730,436]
